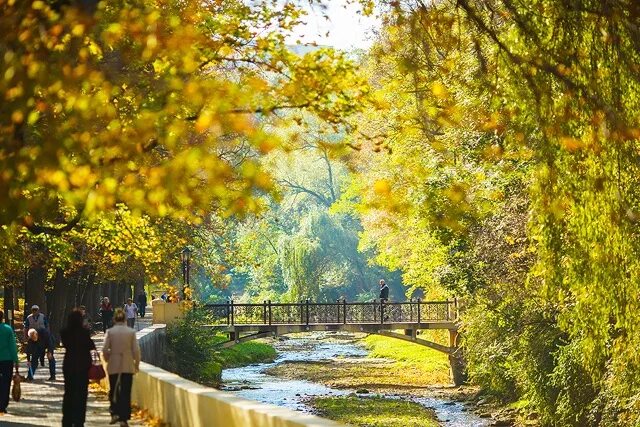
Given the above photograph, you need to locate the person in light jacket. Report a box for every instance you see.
[102,308,140,427]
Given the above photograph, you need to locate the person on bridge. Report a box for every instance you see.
[0,311,19,414]
[61,308,96,427]
[103,308,141,427]
[379,279,389,302]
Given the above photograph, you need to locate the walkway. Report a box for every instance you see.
[0,314,152,426]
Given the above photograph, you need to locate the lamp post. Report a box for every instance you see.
[181,247,191,300]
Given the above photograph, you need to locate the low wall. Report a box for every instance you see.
[132,325,343,427]
[136,324,167,367]
[151,300,182,325]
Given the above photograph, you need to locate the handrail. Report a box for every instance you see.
[203,299,457,326]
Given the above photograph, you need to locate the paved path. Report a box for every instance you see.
[0,313,153,426]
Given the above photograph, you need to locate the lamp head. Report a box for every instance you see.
[181,246,192,262]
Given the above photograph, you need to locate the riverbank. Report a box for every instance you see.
[215,337,277,368]
[263,332,527,426]
[220,331,509,426]
[311,395,440,427]
[266,333,454,396]
[260,332,485,427]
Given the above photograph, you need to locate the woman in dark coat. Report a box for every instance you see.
[61,308,96,427]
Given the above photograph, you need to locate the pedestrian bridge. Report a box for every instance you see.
[204,299,465,384]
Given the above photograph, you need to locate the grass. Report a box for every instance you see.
[312,396,439,427]
[362,333,451,383]
[214,339,277,368]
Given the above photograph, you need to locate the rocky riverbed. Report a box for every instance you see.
[221,332,513,426]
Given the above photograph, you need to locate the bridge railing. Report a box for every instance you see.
[203,299,457,326]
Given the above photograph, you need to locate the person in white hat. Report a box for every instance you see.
[23,305,48,341]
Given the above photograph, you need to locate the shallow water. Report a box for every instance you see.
[221,334,490,426]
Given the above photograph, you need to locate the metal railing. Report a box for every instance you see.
[203,299,457,326]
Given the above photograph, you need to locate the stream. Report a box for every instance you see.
[221,333,490,426]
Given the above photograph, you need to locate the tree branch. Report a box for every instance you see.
[23,206,85,235]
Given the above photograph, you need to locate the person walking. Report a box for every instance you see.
[103,308,140,427]
[0,311,19,414]
[24,305,49,366]
[136,291,147,318]
[79,306,92,331]
[124,299,138,329]
[100,297,114,333]
[25,327,56,381]
[61,308,96,427]
[23,304,47,340]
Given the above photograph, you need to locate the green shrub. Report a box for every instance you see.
[165,308,276,387]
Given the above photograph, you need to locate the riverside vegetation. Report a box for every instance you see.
[165,310,276,387]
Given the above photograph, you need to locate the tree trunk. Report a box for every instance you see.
[48,268,69,342]
[25,265,47,319]
[116,282,126,308]
[3,285,14,329]
[134,274,144,303]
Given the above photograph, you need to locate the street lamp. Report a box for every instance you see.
[181,247,192,300]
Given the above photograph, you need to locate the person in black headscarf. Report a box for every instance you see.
[60,308,96,427]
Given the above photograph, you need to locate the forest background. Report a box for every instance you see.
[2,0,640,426]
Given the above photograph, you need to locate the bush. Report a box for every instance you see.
[165,308,276,387]
[165,309,222,386]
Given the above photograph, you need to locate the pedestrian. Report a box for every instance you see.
[0,311,19,414]
[379,279,390,322]
[136,290,147,318]
[24,304,47,338]
[100,297,114,333]
[61,308,96,427]
[103,308,141,427]
[79,305,92,331]
[24,327,56,381]
[124,298,138,329]
[379,279,389,302]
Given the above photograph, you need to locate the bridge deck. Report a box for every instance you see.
[212,321,457,334]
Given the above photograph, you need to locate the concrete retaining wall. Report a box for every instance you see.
[151,300,182,325]
[132,324,343,427]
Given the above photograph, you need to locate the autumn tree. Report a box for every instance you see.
[347,0,640,424]
[0,0,370,231]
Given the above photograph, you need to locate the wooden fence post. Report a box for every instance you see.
[230,299,234,325]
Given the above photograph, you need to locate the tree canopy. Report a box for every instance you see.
[0,0,370,230]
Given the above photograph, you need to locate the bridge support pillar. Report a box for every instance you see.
[448,330,467,386]
[228,331,237,342]
[404,329,416,339]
